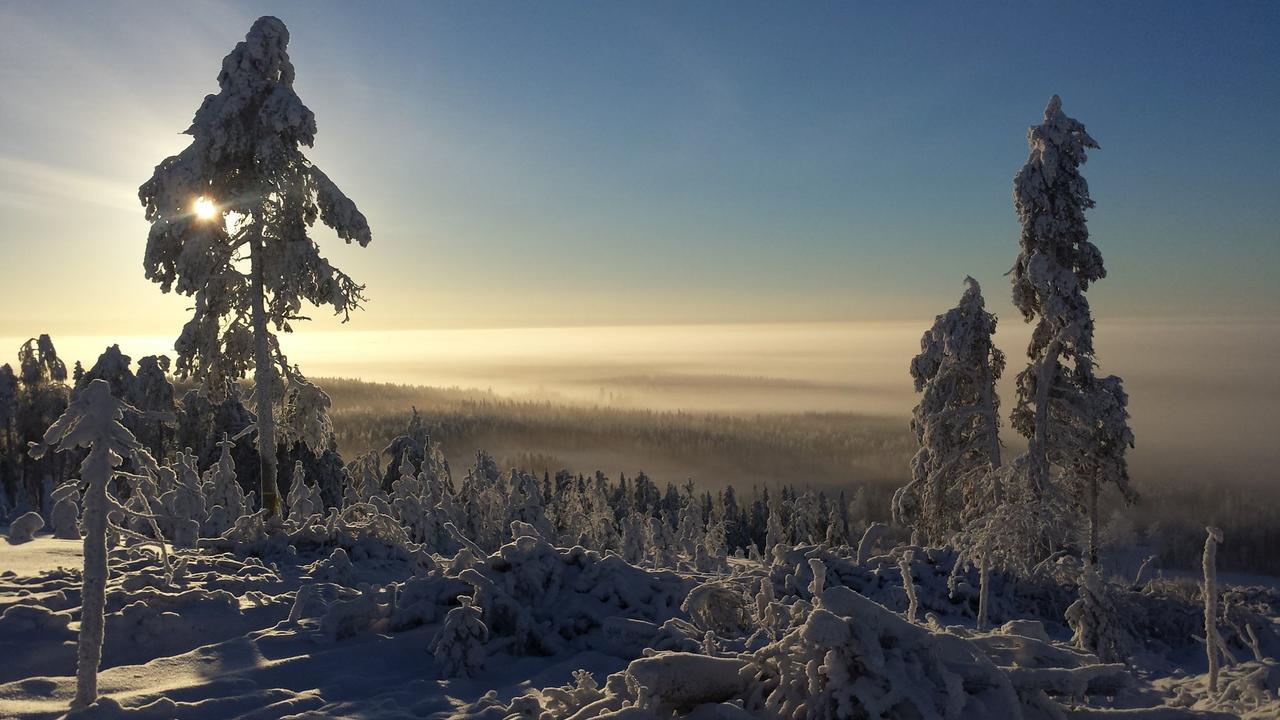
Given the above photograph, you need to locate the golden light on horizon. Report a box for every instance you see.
[193,196,217,220]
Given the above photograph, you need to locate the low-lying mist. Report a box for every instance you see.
[13,318,1275,492]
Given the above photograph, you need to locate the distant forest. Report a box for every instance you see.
[316,377,1280,578]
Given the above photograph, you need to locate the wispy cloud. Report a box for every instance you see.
[0,155,140,214]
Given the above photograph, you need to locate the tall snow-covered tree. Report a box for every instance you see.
[0,363,17,512]
[16,335,71,512]
[1009,95,1135,562]
[138,16,371,517]
[76,346,135,400]
[892,277,1004,543]
[130,355,176,459]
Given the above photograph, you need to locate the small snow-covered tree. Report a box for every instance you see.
[29,379,159,709]
[893,277,1003,543]
[286,459,319,524]
[49,482,81,539]
[201,434,245,536]
[898,550,919,623]
[17,335,70,512]
[1008,95,1135,563]
[764,499,786,556]
[431,595,489,678]
[824,506,846,547]
[162,450,207,546]
[138,16,372,517]
[620,511,651,565]
[1203,526,1230,695]
[1068,560,1128,662]
[790,491,820,546]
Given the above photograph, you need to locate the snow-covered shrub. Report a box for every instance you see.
[7,510,45,544]
[682,580,751,636]
[431,595,489,678]
[740,586,1024,719]
[856,522,889,565]
[459,534,691,656]
[307,547,355,586]
[50,483,81,540]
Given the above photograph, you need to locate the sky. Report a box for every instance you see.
[0,1,1277,339]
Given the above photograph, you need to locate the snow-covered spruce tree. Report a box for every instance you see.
[76,345,135,401]
[286,459,319,524]
[29,379,159,709]
[16,335,71,513]
[138,16,371,518]
[200,433,245,536]
[1068,560,1128,662]
[764,497,786,556]
[130,355,176,460]
[892,277,1003,543]
[1009,95,1135,563]
[790,490,821,546]
[163,449,207,546]
[431,595,489,678]
[824,506,846,547]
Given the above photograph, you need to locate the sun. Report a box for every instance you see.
[193,196,218,220]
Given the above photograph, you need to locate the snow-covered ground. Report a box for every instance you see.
[3,530,1278,720]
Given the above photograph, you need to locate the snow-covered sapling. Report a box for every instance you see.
[899,550,919,623]
[29,379,159,709]
[856,522,889,566]
[201,434,245,536]
[49,482,81,539]
[1069,560,1127,662]
[431,595,489,678]
[1203,525,1233,695]
[139,16,372,518]
[162,450,206,547]
[286,460,319,524]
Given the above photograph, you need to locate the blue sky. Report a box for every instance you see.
[0,1,1277,335]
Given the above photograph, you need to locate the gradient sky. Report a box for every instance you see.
[1,1,1277,338]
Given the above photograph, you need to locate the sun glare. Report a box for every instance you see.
[193,196,217,220]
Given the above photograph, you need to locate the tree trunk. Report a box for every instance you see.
[74,448,109,708]
[1088,474,1099,566]
[249,238,281,518]
[978,553,990,631]
[979,358,1002,470]
[1030,339,1060,494]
